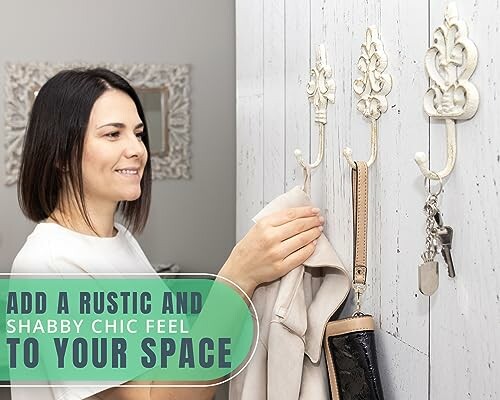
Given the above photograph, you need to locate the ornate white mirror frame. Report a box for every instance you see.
[4,62,191,185]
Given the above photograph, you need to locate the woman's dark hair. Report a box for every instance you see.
[17,68,152,234]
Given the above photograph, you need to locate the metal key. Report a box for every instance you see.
[433,210,443,228]
[437,226,456,278]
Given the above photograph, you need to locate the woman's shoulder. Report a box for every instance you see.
[12,222,152,275]
[11,222,98,273]
[114,222,144,248]
[12,224,54,273]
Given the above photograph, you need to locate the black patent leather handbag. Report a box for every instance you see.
[323,161,384,400]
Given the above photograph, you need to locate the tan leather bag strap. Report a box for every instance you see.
[352,161,368,286]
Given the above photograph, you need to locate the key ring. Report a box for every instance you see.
[424,171,443,196]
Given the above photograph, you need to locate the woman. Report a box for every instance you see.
[11,68,324,400]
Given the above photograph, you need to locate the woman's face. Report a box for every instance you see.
[81,89,147,207]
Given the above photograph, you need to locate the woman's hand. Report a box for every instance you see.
[219,206,324,297]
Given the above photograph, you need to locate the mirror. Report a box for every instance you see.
[4,62,191,185]
[136,87,169,156]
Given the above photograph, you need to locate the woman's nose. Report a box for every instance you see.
[124,132,146,158]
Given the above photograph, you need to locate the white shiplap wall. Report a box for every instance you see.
[428,1,500,399]
[236,0,499,398]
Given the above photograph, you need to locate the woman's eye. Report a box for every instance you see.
[136,131,144,141]
[105,132,120,139]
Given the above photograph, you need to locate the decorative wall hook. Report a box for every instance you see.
[295,44,335,193]
[415,2,479,180]
[344,26,392,169]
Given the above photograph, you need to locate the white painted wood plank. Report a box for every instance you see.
[236,0,264,99]
[236,0,264,241]
[429,1,500,398]
[377,330,428,400]
[376,2,431,397]
[284,0,311,192]
[377,0,430,353]
[263,0,286,204]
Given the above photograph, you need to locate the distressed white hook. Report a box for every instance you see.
[343,119,378,169]
[294,124,326,171]
[414,119,457,180]
[343,26,392,170]
[414,2,479,180]
[295,44,335,192]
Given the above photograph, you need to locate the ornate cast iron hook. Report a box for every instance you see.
[415,2,479,180]
[295,44,335,193]
[344,26,392,169]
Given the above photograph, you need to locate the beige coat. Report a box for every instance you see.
[230,186,351,400]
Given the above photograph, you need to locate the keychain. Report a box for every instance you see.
[418,177,456,296]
